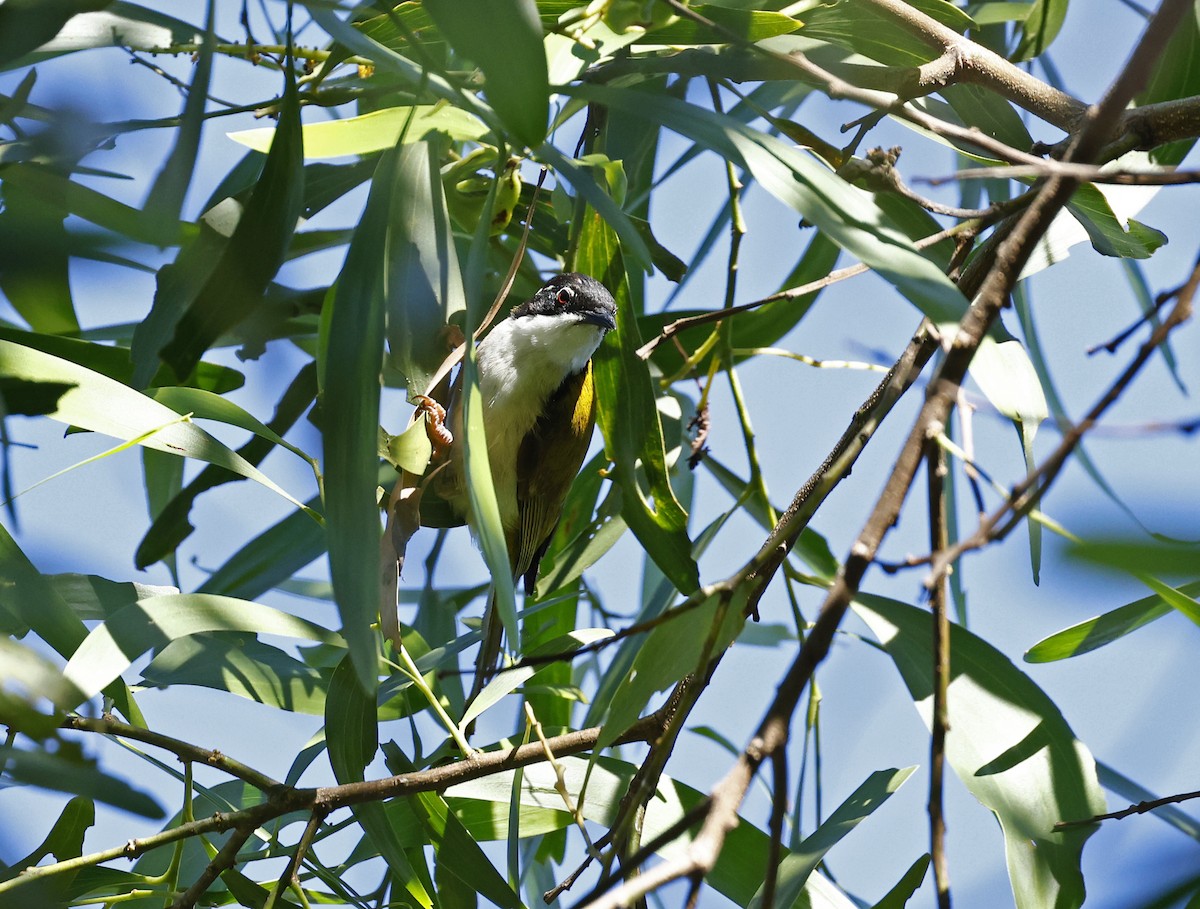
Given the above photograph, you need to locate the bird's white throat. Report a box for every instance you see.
[471,313,606,529]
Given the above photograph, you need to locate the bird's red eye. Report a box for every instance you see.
[556,287,574,306]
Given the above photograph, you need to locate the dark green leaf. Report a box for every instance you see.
[0,0,110,67]
[871,854,931,909]
[386,140,466,394]
[142,0,213,232]
[323,148,398,692]
[1013,0,1068,61]
[1135,7,1200,165]
[326,656,433,907]
[156,68,304,380]
[198,495,326,600]
[1024,580,1200,662]
[749,767,916,909]
[0,164,78,333]
[1,746,163,819]
[62,594,340,704]
[423,0,548,147]
[1066,185,1167,259]
[580,211,699,595]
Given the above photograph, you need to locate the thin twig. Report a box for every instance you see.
[62,715,283,793]
[926,440,952,909]
[170,824,255,909]
[1056,788,1200,828]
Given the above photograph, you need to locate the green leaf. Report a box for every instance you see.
[1135,6,1200,165]
[748,767,917,909]
[2,2,206,68]
[1024,580,1200,662]
[143,0,213,232]
[1066,184,1167,260]
[447,753,846,907]
[137,362,318,568]
[156,66,304,381]
[579,211,699,595]
[197,495,326,600]
[229,106,490,159]
[0,339,311,515]
[461,628,612,726]
[386,140,466,395]
[570,83,969,323]
[139,633,330,715]
[0,324,242,394]
[423,0,548,147]
[1068,539,1200,578]
[0,521,142,723]
[1,745,163,819]
[460,338,518,645]
[0,637,82,737]
[854,594,1106,909]
[599,590,745,747]
[871,854,931,909]
[323,148,398,693]
[46,574,177,621]
[0,163,78,334]
[1012,0,1068,61]
[0,0,110,67]
[62,594,341,703]
[326,655,433,908]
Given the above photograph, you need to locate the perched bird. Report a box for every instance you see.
[421,273,617,711]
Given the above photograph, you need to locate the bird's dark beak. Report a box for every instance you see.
[581,309,616,332]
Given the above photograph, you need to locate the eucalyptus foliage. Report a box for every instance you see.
[2,2,1199,908]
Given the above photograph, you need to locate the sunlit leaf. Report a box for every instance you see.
[229,106,491,160]
[62,594,341,703]
[855,594,1106,909]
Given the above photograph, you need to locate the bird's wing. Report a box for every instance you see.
[513,362,598,593]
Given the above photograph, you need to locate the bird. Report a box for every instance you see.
[420,272,617,714]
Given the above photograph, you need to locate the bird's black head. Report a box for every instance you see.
[511,273,617,332]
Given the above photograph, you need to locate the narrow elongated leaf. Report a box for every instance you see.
[138,362,318,568]
[1013,0,1068,60]
[871,855,932,909]
[323,149,397,692]
[326,656,433,908]
[48,573,177,621]
[0,339,312,514]
[198,496,326,600]
[229,106,490,159]
[0,163,78,333]
[854,594,1106,909]
[157,66,304,380]
[143,0,213,231]
[0,521,142,723]
[1024,580,1200,662]
[579,211,699,595]
[386,140,466,395]
[460,338,518,645]
[569,83,969,323]
[599,589,745,747]
[1,746,163,818]
[4,1,205,67]
[423,0,548,147]
[63,594,341,702]
[1135,7,1200,165]
[139,634,330,715]
[0,325,242,393]
[748,767,917,909]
